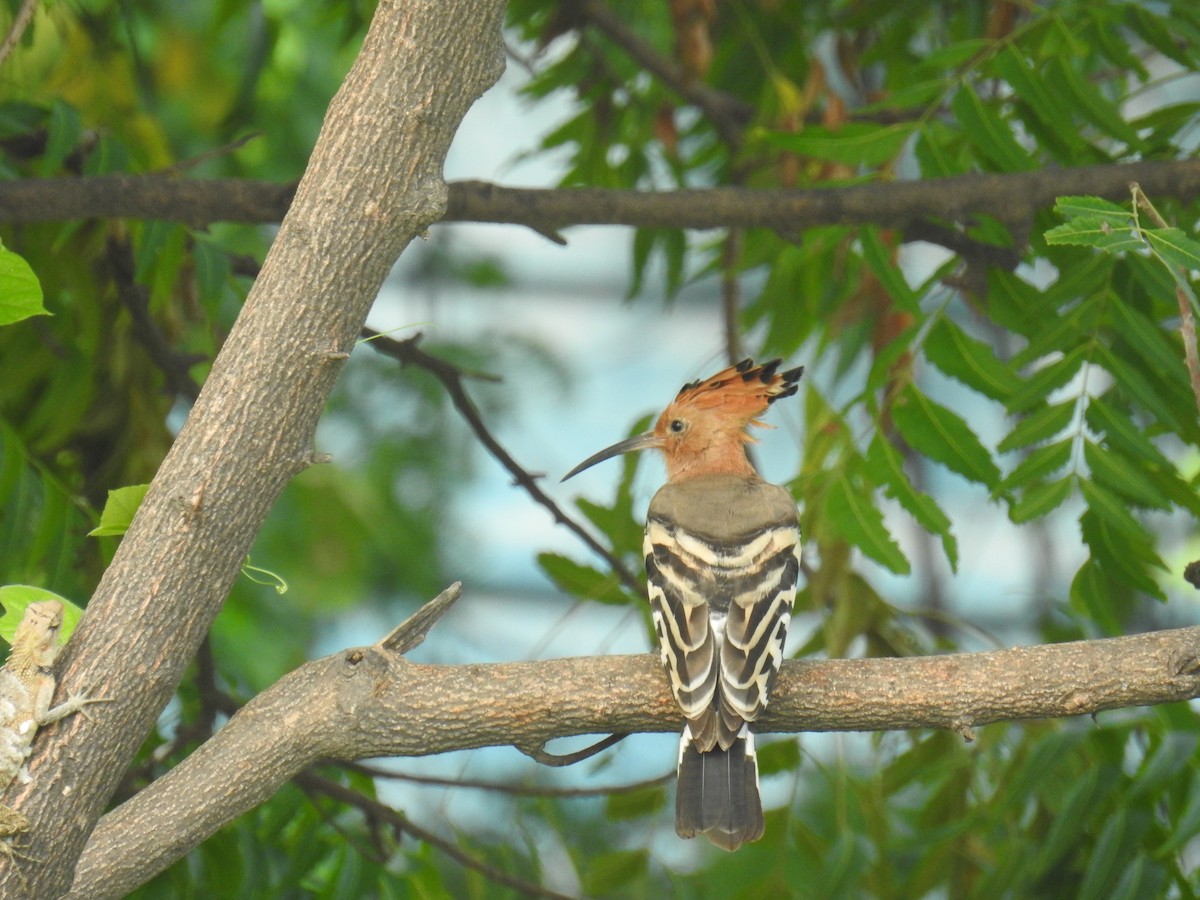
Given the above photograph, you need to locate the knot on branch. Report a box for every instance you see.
[1169,648,1200,681]
[950,717,976,742]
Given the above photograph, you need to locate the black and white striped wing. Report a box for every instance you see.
[715,525,800,734]
[645,514,800,751]
[644,518,720,740]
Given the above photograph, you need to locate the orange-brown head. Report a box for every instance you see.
[562,358,803,483]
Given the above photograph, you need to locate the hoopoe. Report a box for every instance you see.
[563,358,803,851]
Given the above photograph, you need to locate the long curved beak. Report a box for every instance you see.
[561,432,660,482]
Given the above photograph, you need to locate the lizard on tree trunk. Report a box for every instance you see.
[0,601,104,849]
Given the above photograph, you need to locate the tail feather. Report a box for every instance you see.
[675,726,763,851]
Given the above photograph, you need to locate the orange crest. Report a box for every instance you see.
[561,357,804,484]
[662,358,804,432]
[647,358,804,480]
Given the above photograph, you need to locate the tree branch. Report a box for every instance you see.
[104,235,204,400]
[366,330,644,594]
[6,160,1200,247]
[0,174,297,225]
[66,600,1200,897]
[0,0,37,70]
[343,758,673,798]
[442,161,1200,233]
[0,0,508,894]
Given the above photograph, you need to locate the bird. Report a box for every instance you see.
[563,357,803,851]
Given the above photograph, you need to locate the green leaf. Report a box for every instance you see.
[992,730,1087,817]
[914,119,964,178]
[1143,226,1200,274]
[1044,218,1143,253]
[987,268,1042,335]
[193,239,233,308]
[1053,196,1134,224]
[39,99,82,176]
[867,435,957,569]
[1070,558,1122,632]
[1010,477,1074,523]
[1099,346,1190,434]
[1129,733,1198,800]
[865,79,944,112]
[1084,398,1170,467]
[1159,777,1200,854]
[629,228,657,298]
[1077,809,1128,900]
[999,400,1076,452]
[993,48,1088,158]
[924,317,1014,401]
[1078,480,1145,539]
[756,737,801,776]
[1008,346,1092,413]
[0,245,48,325]
[1126,4,1199,68]
[826,472,911,574]
[921,38,992,70]
[90,483,150,537]
[860,228,919,313]
[951,84,1035,171]
[604,785,666,820]
[575,496,643,559]
[1078,504,1167,599]
[1048,58,1142,147]
[1084,441,1171,510]
[0,585,85,646]
[893,387,1002,489]
[1107,856,1164,900]
[1009,296,1099,371]
[536,552,633,606]
[1109,301,1186,386]
[1031,767,1103,876]
[999,440,1072,493]
[757,121,916,167]
[582,851,648,897]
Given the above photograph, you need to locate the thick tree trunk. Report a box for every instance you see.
[0,1,507,894]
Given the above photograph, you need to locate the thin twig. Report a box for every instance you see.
[576,0,751,148]
[363,330,644,594]
[105,236,204,400]
[295,771,577,900]
[518,732,629,767]
[720,228,744,363]
[341,759,673,798]
[159,133,262,177]
[0,0,36,70]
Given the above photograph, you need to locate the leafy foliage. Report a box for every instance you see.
[3,0,1200,896]
[512,0,1200,895]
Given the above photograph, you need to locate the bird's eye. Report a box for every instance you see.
[669,419,686,433]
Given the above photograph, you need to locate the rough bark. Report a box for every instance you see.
[0,0,507,894]
[65,584,1200,897]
